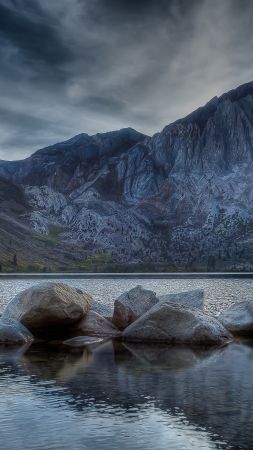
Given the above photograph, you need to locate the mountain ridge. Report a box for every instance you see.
[1,81,253,272]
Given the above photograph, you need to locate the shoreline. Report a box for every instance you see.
[1,272,253,279]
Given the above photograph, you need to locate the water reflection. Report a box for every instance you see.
[0,341,252,449]
[22,345,94,382]
[122,342,221,370]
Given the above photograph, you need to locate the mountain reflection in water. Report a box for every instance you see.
[0,340,252,450]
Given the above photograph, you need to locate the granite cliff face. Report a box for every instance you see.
[1,82,253,271]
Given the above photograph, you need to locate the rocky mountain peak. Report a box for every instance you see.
[1,82,253,272]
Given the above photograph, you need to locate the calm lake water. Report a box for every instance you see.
[0,277,253,450]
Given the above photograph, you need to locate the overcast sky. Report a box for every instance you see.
[0,0,253,160]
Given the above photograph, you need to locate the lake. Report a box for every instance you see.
[0,276,253,450]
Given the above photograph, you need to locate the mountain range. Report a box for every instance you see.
[1,81,253,272]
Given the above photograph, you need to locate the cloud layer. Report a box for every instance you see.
[0,0,253,159]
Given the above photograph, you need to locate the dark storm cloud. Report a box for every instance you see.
[90,0,198,21]
[0,2,70,66]
[0,0,253,159]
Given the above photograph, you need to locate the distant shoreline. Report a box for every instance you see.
[1,272,253,279]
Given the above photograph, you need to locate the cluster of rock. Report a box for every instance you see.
[1,282,253,348]
[116,287,231,346]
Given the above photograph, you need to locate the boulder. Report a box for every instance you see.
[158,289,204,310]
[0,317,33,345]
[90,302,113,320]
[122,302,232,346]
[112,285,159,330]
[75,311,121,337]
[219,300,253,335]
[63,336,106,348]
[2,282,93,333]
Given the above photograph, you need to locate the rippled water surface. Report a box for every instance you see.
[0,277,253,450]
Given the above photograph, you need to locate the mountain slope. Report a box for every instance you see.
[1,83,253,271]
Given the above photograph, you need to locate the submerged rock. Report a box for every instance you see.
[158,289,204,310]
[219,300,253,336]
[2,282,93,333]
[122,302,232,346]
[0,317,33,345]
[63,336,106,348]
[112,285,159,330]
[75,311,121,337]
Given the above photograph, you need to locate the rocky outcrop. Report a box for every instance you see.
[219,301,253,336]
[0,128,147,190]
[112,285,159,330]
[2,282,93,333]
[0,317,33,345]
[75,311,121,337]
[158,289,204,310]
[122,303,232,345]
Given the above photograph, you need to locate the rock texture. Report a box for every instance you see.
[90,302,113,321]
[3,282,93,333]
[2,83,253,270]
[0,317,33,345]
[158,289,204,310]
[112,285,159,330]
[219,301,253,335]
[122,303,232,345]
[76,310,121,337]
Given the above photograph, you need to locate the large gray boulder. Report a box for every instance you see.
[219,300,253,335]
[112,285,159,330]
[158,289,204,310]
[0,317,33,345]
[122,302,232,346]
[75,311,121,337]
[3,282,93,333]
[90,302,113,321]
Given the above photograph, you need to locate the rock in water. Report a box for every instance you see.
[158,289,204,310]
[2,282,93,333]
[63,336,106,348]
[0,318,33,345]
[219,300,253,335]
[76,311,121,337]
[122,303,232,346]
[112,285,159,330]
